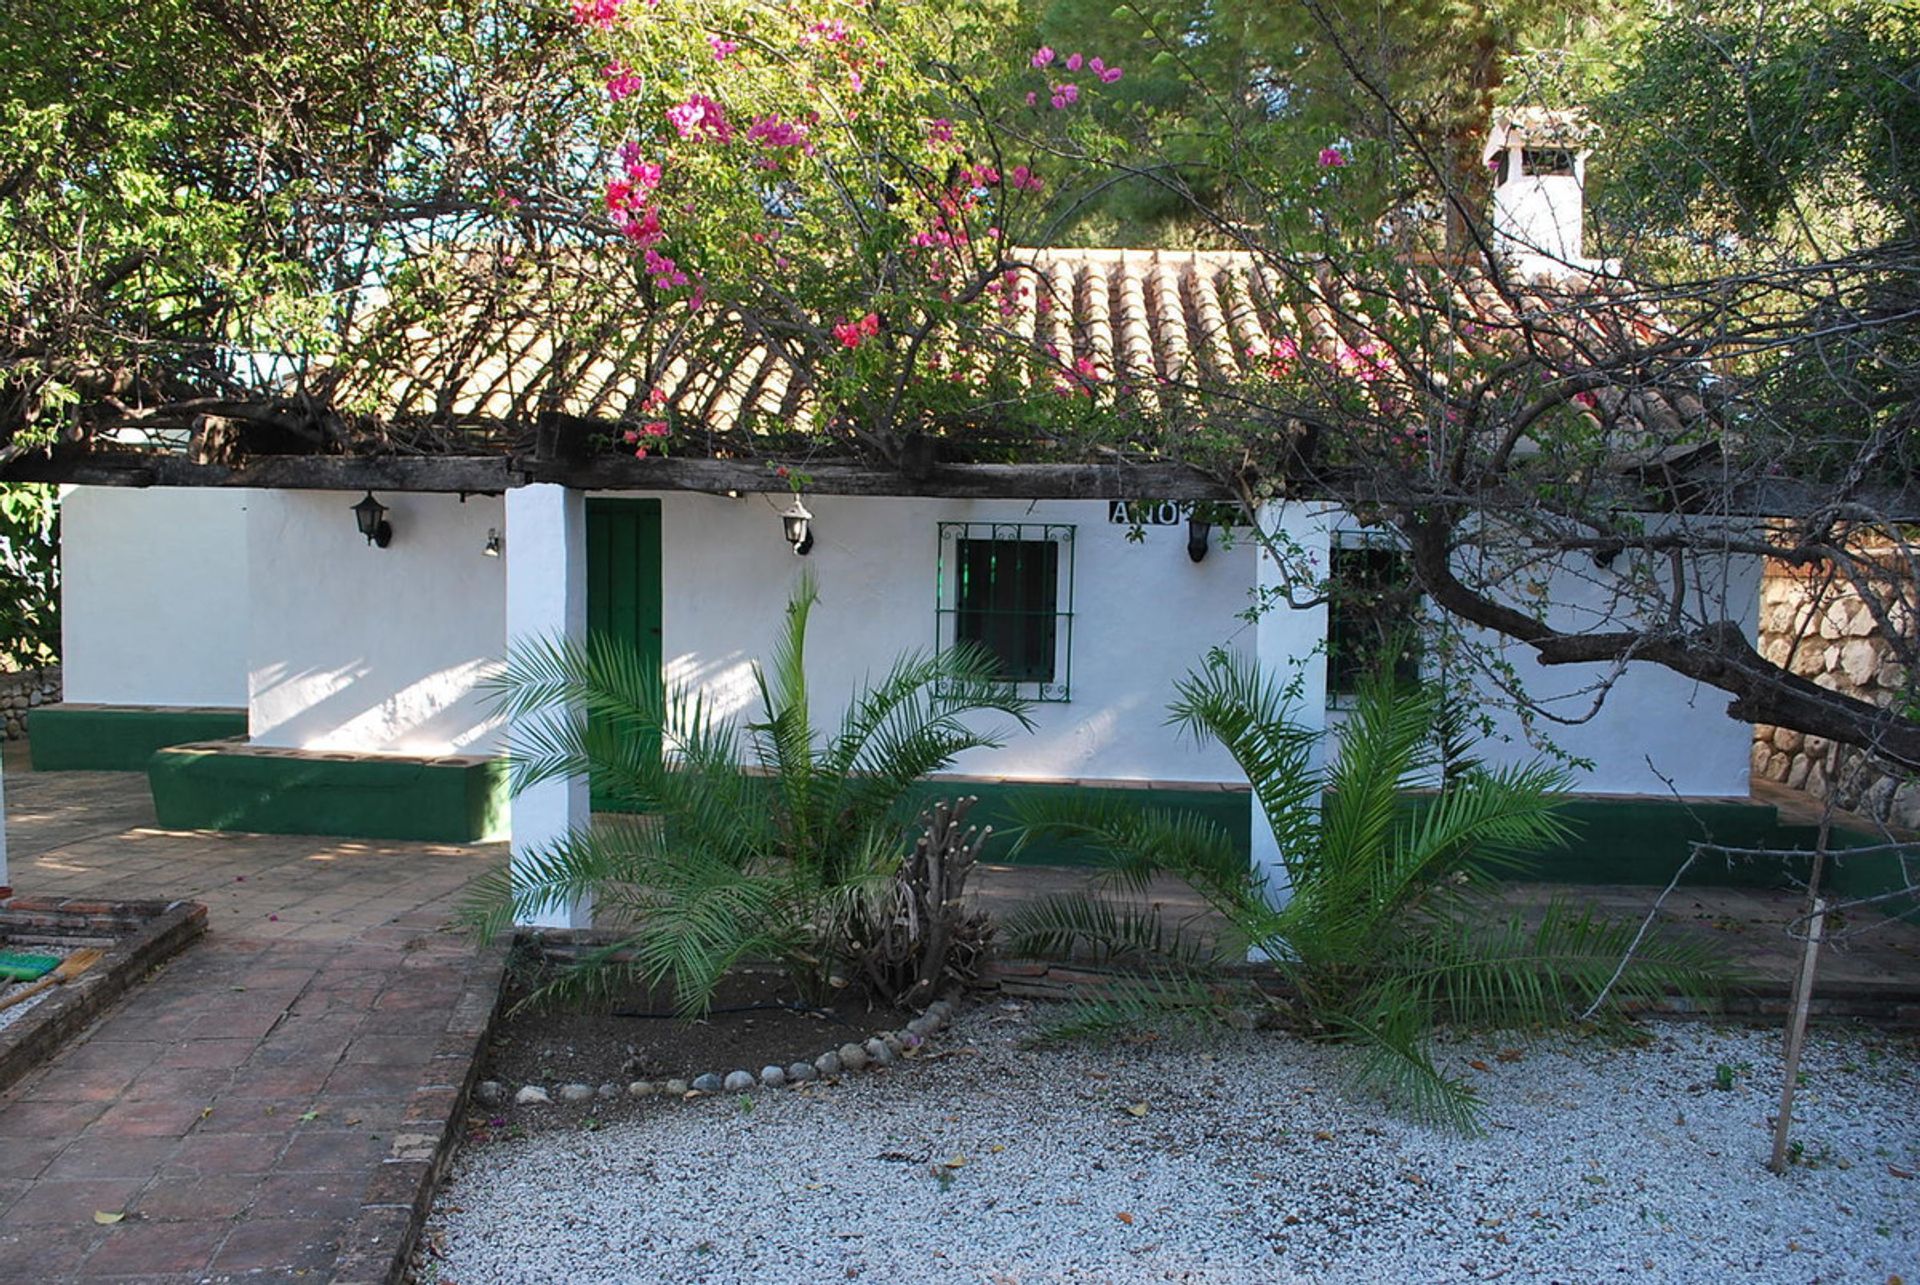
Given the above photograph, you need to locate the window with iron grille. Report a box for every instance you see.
[936,522,1074,701]
[1327,534,1421,702]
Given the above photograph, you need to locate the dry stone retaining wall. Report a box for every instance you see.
[0,666,58,742]
[1752,564,1917,828]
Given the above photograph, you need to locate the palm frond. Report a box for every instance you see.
[1320,668,1436,889]
[1394,899,1731,1028]
[1001,892,1225,974]
[1023,974,1224,1046]
[1168,651,1323,883]
[1009,792,1251,907]
[1334,1003,1486,1134]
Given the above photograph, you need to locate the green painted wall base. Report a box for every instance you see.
[29,705,248,772]
[148,742,508,842]
[900,777,1252,869]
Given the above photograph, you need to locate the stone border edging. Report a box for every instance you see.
[0,895,208,1097]
[331,935,513,1285]
[486,996,961,1110]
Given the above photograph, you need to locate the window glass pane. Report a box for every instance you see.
[956,538,1058,682]
[1327,543,1420,697]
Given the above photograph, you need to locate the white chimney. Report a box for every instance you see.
[1484,108,1599,278]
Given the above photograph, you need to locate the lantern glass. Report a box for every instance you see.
[780,498,814,556]
[352,492,393,548]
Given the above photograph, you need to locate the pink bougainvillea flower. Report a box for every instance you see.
[1098,64,1123,83]
[1031,46,1055,68]
[1050,93,1066,109]
[667,93,733,143]
[709,35,739,60]
[927,118,954,143]
[1009,164,1044,192]
[571,0,621,29]
[603,61,642,101]
[747,113,813,152]
[848,69,864,93]
[1026,90,1038,106]
[1572,390,1598,409]
[832,312,881,348]
[1065,52,1082,71]
[1318,146,1346,168]
[643,248,688,287]
[1053,82,1079,105]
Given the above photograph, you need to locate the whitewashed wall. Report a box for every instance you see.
[60,486,250,707]
[246,490,506,754]
[645,493,1257,784]
[1449,525,1761,797]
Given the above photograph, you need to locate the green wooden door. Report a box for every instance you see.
[585,498,663,806]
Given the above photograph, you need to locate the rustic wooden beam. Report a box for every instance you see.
[0,452,515,493]
[520,456,1237,499]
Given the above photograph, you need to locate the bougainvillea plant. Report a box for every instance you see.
[556,0,1155,460]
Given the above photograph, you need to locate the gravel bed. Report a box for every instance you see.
[423,1008,1920,1283]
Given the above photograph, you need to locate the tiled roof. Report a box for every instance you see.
[326,245,1707,456]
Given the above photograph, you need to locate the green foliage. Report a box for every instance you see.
[1599,1,1918,243]
[0,485,58,668]
[466,572,1033,1014]
[1007,654,1726,1130]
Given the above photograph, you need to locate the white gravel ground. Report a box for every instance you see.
[424,1010,1920,1284]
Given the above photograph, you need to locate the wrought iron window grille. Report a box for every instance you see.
[1327,530,1422,705]
[936,522,1075,702]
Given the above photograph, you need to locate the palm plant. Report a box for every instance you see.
[1007,649,1725,1130]
[467,572,1034,1014]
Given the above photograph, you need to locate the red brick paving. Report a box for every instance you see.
[0,758,506,1284]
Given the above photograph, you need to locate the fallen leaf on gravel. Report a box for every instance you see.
[943,1155,967,1169]
[92,1211,124,1225]
[1312,1130,1334,1142]
[1124,1103,1150,1117]
[1888,1165,1914,1180]
[1115,1212,1134,1226]
[1282,1214,1301,1226]
[1469,1060,1491,1072]
[1497,1048,1524,1063]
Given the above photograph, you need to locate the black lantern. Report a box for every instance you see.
[1186,514,1211,563]
[780,496,814,556]
[352,492,393,548]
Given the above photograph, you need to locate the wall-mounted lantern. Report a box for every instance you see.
[352,492,393,548]
[1186,514,1211,563]
[483,528,503,558]
[780,496,815,556]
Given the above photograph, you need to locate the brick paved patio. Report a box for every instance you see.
[0,749,505,1284]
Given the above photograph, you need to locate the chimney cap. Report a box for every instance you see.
[1483,107,1595,165]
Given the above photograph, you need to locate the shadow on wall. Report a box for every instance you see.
[249,657,505,756]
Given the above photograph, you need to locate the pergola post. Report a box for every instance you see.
[503,483,592,929]
[1249,500,1334,910]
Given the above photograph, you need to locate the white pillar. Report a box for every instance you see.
[1250,500,1333,909]
[504,484,592,929]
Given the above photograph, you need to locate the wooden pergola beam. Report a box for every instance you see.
[0,450,1238,500]
[8,447,1919,519]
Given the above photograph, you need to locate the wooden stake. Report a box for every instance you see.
[1768,895,1826,1175]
